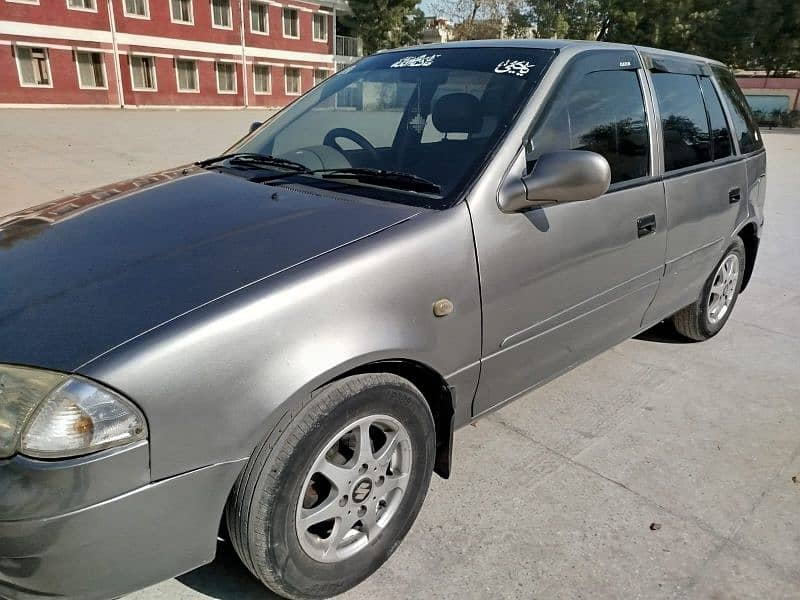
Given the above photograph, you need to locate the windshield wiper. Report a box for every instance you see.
[196,152,311,173]
[319,168,440,194]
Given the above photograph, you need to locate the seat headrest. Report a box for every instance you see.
[432,93,482,135]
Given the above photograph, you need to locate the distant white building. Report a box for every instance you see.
[421,17,454,44]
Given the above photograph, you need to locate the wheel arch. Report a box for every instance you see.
[735,221,759,292]
[322,359,455,480]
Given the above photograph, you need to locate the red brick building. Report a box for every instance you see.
[0,0,361,108]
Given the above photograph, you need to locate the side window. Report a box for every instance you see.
[651,73,711,172]
[699,77,733,160]
[528,69,649,185]
[712,66,763,154]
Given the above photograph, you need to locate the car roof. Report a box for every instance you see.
[383,39,727,69]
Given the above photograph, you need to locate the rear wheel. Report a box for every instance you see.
[672,237,745,341]
[225,373,436,600]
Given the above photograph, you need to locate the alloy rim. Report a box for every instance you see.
[708,254,740,325]
[295,414,413,563]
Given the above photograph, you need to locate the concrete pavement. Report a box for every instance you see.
[1,110,798,599]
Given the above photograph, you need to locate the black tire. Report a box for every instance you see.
[672,237,746,341]
[225,373,436,600]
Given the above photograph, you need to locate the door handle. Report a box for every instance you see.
[637,214,656,238]
[729,187,742,203]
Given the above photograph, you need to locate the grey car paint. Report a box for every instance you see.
[0,39,765,600]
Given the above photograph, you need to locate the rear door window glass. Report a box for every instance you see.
[700,77,733,160]
[529,69,650,184]
[651,73,711,172]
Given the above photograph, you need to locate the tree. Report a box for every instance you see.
[347,0,426,54]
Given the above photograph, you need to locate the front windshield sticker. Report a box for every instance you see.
[494,59,536,77]
[390,54,441,69]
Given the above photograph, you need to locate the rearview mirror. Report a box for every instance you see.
[498,150,611,213]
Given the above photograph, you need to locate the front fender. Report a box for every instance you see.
[80,204,481,481]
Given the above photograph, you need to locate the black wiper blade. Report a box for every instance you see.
[196,152,311,173]
[319,168,441,194]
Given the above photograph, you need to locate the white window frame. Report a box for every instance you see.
[169,0,194,24]
[123,0,150,19]
[129,54,158,91]
[313,67,329,86]
[66,0,98,12]
[312,13,327,42]
[5,0,40,4]
[282,7,299,39]
[175,58,199,93]
[75,50,108,89]
[252,63,271,95]
[215,61,237,94]
[211,0,233,30]
[14,45,53,89]
[284,66,301,96]
[249,0,269,35]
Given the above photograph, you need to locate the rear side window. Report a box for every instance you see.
[651,73,711,172]
[712,66,763,154]
[529,69,649,184]
[700,77,733,160]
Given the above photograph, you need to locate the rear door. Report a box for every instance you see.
[641,54,750,321]
[470,49,667,416]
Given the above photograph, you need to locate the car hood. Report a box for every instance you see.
[0,167,421,371]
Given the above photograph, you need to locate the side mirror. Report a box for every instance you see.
[249,121,262,134]
[498,150,611,213]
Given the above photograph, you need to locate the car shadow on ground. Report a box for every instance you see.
[634,320,694,344]
[177,541,283,599]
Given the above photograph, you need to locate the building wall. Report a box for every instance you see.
[737,77,800,111]
[0,0,343,108]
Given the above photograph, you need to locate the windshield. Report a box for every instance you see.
[232,47,556,207]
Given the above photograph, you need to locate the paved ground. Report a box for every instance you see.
[2,111,799,599]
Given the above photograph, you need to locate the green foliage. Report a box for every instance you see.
[348,0,426,54]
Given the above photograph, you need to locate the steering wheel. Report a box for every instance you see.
[323,128,380,164]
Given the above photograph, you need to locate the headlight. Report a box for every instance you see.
[0,364,147,459]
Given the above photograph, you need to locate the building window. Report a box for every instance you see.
[282,8,299,38]
[76,51,107,89]
[6,0,40,4]
[253,64,271,94]
[130,55,157,91]
[216,62,236,93]
[313,68,328,86]
[250,1,268,34]
[15,46,51,88]
[211,0,232,28]
[175,59,198,92]
[312,13,327,42]
[124,0,149,18]
[170,0,193,23]
[67,0,97,11]
[285,66,301,95]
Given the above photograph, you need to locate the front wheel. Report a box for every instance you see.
[225,373,436,600]
[671,237,746,341]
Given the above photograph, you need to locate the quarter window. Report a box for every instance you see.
[713,66,763,154]
[312,14,327,41]
[700,77,733,160]
[15,46,51,87]
[253,64,271,94]
[124,0,148,17]
[76,51,106,88]
[216,62,236,93]
[68,0,96,10]
[284,66,301,95]
[250,1,268,33]
[176,59,198,92]
[171,0,193,23]
[529,69,650,184]
[211,0,231,28]
[130,55,156,90]
[283,8,299,38]
[651,73,711,172]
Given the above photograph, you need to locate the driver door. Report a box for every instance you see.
[470,50,667,416]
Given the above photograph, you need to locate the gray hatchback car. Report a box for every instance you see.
[0,39,766,600]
